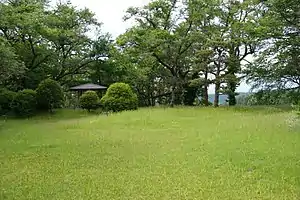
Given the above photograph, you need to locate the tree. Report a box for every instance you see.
[245,0,300,91]
[36,79,64,112]
[187,0,218,106]
[108,45,172,107]
[213,0,262,106]
[1,0,285,110]
[43,2,108,84]
[0,0,110,90]
[0,0,52,89]
[119,0,200,107]
[114,0,265,108]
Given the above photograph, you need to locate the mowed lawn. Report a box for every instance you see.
[0,108,299,200]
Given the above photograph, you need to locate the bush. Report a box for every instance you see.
[36,79,64,112]
[79,91,100,112]
[11,89,37,117]
[0,88,16,115]
[100,83,138,112]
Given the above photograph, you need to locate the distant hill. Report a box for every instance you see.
[208,94,228,105]
[207,93,250,105]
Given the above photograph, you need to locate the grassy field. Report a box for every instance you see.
[0,107,299,199]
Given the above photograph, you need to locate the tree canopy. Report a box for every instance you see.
[0,0,299,108]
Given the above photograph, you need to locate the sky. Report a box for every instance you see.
[68,0,151,37]
[59,0,251,93]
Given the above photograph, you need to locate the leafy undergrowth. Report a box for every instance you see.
[0,107,299,199]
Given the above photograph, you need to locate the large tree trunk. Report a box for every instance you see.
[170,75,178,107]
[214,64,221,107]
[214,81,220,107]
[170,78,176,107]
[227,49,240,106]
[170,86,175,107]
[147,86,152,106]
[228,81,237,106]
[181,85,185,105]
[203,68,209,106]
[151,93,155,106]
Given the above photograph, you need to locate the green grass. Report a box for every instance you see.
[0,108,300,199]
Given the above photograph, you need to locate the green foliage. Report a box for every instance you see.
[107,47,171,107]
[0,0,110,90]
[0,88,16,115]
[245,0,300,90]
[79,91,100,112]
[0,0,297,109]
[11,89,37,117]
[116,0,263,107]
[120,1,200,106]
[36,79,64,111]
[101,83,138,112]
[0,38,25,88]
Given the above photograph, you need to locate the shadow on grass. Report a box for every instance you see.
[158,104,294,113]
[0,109,104,123]
[36,109,104,120]
[0,105,294,123]
[227,105,294,114]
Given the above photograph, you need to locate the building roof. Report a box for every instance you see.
[70,83,107,91]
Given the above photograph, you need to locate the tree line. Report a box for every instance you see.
[0,0,299,108]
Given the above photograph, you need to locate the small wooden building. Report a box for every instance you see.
[70,83,107,95]
[69,83,107,108]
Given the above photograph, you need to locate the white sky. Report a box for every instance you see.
[57,0,251,93]
[68,0,150,38]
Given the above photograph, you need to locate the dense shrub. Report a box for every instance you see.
[79,91,100,112]
[0,88,16,115]
[36,79,64,112]
[100,83,138,112]
[11,89,37,117]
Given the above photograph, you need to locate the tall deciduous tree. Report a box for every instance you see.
[189,0,263,106]
[0,0,50,89]
[216,0,262,106]
[119,0,200,106]
[246,0,300,90]
[187,0,216,106]
[43,2,105,83]
[0,0,110,89]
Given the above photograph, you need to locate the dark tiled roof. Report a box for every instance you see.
[70,83,107,90]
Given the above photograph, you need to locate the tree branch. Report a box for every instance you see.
[164,0,177,30]
[55,59,95,81]
[31,54,51,70]
[152,53,174,75]
[145,16,157,28]
[28,36,38,68]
